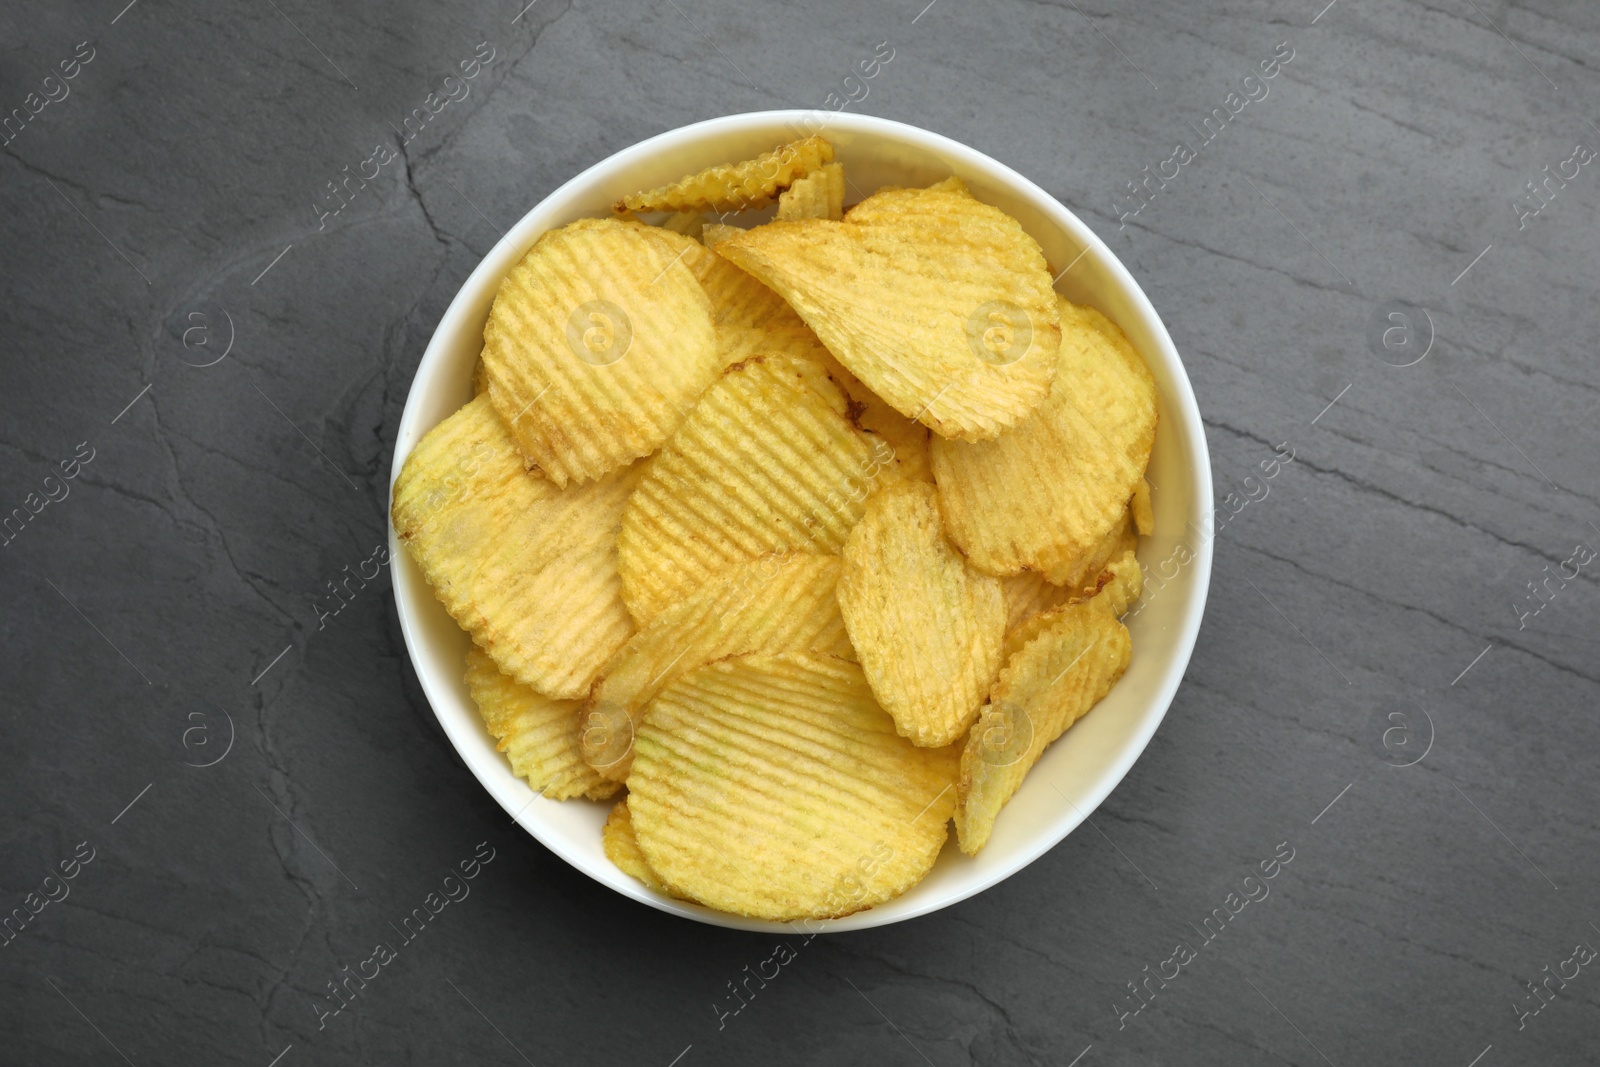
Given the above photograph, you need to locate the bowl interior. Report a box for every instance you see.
[388,111,1213,932]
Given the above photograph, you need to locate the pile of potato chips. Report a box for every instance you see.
[392,135,1159,920]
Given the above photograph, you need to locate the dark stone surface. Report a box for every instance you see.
[3,0,1598,1063]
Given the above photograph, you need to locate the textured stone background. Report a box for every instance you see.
[3,0,1599,1064]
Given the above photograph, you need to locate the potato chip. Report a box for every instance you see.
[998,603,1063,665]
[837,482,1004,747]
[717,177,1059,441]
[820,352,932,485]
[471,352,489,396]
[391,395,640,698]
[956,601,1131,854]
[1132,477,1154,536]
[1002,571,1075,634]
[1003,580,1111,661]
[704,275,807,336]
[700,222,741,249]
[628,651,958,919]
[464,648,617,800]
[1069,505,1134,596]
[1098,519,1143,618]
[1001,574,1094,664]
[482,217,718,486]
[582,552,854,780]
[603,798,671,894]
[710,321,804,375]
[1000,514,1141,659]
[932,297,1157,586]
[628,220,804,338]
[1000,516,1127,629]
[660,211,705,240]
[617,352,878,623]
[615,135,834,214]
[607,272,890,468]
[776,161,844,221]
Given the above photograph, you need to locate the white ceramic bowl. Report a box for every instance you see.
[389,111,1212,932]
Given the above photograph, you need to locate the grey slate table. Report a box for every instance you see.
[4,0,1599,1063]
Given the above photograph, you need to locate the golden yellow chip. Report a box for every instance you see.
[1000,572,1094,663]
[713,321,807,373]
[820,352,932,485]
[1003,571,1075,634]
[776,161,845,221]
[1098,518,1143,618]
[838,482,1004,747]
[603,798,671,894]
[464,648,617,801]
[482,217,718,486]
[631,221,804,336]
[1002,515,1132,628]
[956,600,1131,854]
[1067,505,1133,597]
[391,395,639,698]
[717,177,1059,441]
[628,651,958,919]
[699,262,803,333]
[471,352,488,396]
[1132,477,1154,536]
[634,233,846,438]
[615,135,834,214]
[704,321,928,479]
[700,222,741,249]
[660,211,705,240]
[932,297,1157,586]
[1000,514,1140,659]
[582,552,854,780]
[617,352,877,623]
[998,604,1059,666]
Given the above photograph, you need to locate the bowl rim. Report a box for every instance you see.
[388,109,1213,932]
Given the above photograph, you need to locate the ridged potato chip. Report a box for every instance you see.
[1077,508,1132,589]
[820,352,932,485]
[615,135,834,214]
[713,321,809,374]
[696,258,804,334]
[391,395,639,698]
[628,222,809,373]
[1000,514,1141,660]
[582,552,853,780]
[1132,477,1154,536]
[660,211,705,240]
[776,161,844,221]
[697,314,864,488]
[717,177,1059,441]
[617,352,878,623]
[1000,512,1130,629]
[464,648,617,801]
[700,222,740,249]
[471,352,489,396]
[482,217,718,486]
[1002,571,1078,634]
[1098,519,1143,618]
[932,297,1157,586]
[999,604,1067,666]
[628,651,959,919]
[692,252,805,334]
[956,600,1131,854]
[603,798,671,894]
[838,482,1004,747]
